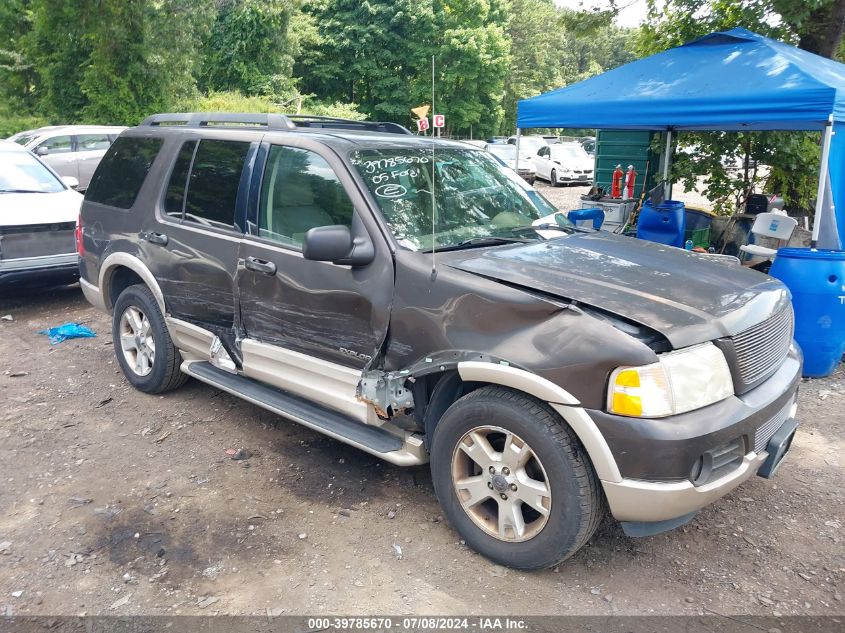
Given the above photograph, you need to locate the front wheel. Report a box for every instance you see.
[550,169,560,187]
[430,386,604,570]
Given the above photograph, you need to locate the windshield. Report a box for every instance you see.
[10,133,37,146]
[0,150,64,193]
[552,145,590,161]
[487,145,517,160]
[515,137,546,154]
[351,148,565,251]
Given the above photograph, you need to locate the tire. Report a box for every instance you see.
[112,284,187,394]
[550,169,559,187]
[430,386,603,570]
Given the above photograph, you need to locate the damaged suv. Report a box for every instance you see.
[79,113,800,570]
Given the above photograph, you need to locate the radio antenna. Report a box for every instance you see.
[430,54,437,281]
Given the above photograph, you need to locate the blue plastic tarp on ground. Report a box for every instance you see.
[517,27,845,248]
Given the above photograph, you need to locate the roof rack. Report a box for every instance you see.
[138,112,412,135]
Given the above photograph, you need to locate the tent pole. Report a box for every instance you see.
[663,129,673,199]
[811,117,834,248]
[515,128,522,172]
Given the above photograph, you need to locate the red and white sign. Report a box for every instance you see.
[433,114,445,128]
[416,117,430,132]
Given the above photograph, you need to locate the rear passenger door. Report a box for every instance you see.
[235,140,394,417]
[152,137,254,334]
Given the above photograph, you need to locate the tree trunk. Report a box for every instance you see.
[797,0,845,58]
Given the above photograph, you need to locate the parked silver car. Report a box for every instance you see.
[8,125,126,191]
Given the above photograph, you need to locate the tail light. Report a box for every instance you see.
[75,213,84,256]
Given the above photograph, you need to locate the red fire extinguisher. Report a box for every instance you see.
[611,164,624,198]
[624,164,637,200]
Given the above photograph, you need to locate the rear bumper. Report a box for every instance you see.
[0,254,79,287]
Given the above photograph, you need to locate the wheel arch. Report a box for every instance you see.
[420,361,622,483]
[99,253,166,314]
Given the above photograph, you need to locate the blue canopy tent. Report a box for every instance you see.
[516,28,845,250]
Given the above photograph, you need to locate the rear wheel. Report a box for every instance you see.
[430,386,603,570]
[112,284,187,394]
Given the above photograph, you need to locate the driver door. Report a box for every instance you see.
[236,140,394,421]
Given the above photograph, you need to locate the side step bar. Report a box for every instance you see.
[181,361,426,466]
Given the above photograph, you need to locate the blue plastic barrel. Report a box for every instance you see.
[769,248,845,377]
[636,200,686,247]
[568,208,605,230]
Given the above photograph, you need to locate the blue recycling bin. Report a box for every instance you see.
[568,208,605,230]
[769,248,845,377]
[636,200,686,247]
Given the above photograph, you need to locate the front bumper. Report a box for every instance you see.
[591,345,801,523]
[0,253,80,287]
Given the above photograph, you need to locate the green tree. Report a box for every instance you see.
[201,0,300,98]
[433,0,511,137]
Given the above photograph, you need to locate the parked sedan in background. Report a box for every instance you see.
[0,140,82,288]
[485,142,536,184]
[533,141,594,186]
[8,125,126,191]
[506,134,548,157]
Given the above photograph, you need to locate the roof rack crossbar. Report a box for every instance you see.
[139,112,295,130]
[138,112,412,135]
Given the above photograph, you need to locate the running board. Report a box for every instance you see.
[181,361,426,466]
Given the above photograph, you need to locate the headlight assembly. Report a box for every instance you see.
[607,343,734,418]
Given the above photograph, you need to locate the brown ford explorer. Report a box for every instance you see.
[78,113,801,569]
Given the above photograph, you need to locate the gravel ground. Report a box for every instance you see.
[0,282,843,618]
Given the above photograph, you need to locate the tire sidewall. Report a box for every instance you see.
[430,392,592,570]
[112,286,172,393]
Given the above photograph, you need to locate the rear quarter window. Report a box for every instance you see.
[85,136,163,209]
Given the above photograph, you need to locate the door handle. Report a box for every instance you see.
[140,231,168,246]
[245,256,276,275]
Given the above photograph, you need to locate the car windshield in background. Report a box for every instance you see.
[517,138,546,154]
[10,133,37,146]
[553,145,590,160]
[488,145,517,160]
[0,150,64,193]
[351,148,563,251]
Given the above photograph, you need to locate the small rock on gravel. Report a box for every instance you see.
[197,596,219,609]
[387,511,396,519]
[0,542,11,555]
[10,591,22,599]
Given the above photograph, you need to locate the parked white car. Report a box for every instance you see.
[533,142,594,186]
[506,135,548,157]
[485,143,536,184]
[0,140,82,287]
[8,125,126,191]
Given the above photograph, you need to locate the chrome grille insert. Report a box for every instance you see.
[754,401,792,453]
[727,306,794,392]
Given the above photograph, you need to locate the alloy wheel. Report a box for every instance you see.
[119,305,156,377]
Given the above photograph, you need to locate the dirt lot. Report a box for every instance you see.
[0,281,843,618]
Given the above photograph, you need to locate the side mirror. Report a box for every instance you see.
[36,146,49,156]
[61,176,79,189]
[302,225,374,267]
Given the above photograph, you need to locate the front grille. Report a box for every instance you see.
[723,306,794,393]
[754,400,792,453]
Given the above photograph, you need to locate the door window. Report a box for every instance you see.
[183,140,250,230]
[76,134,111,151]
[258,145,354,247]
[38,135,72,154]
[163,141,197,219]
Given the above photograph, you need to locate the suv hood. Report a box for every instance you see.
[446,232,790,349]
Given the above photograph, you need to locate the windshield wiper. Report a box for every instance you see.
[510,223,580,238]
[420,236,532,253]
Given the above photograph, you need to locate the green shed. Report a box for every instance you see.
[593,130,661,199]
